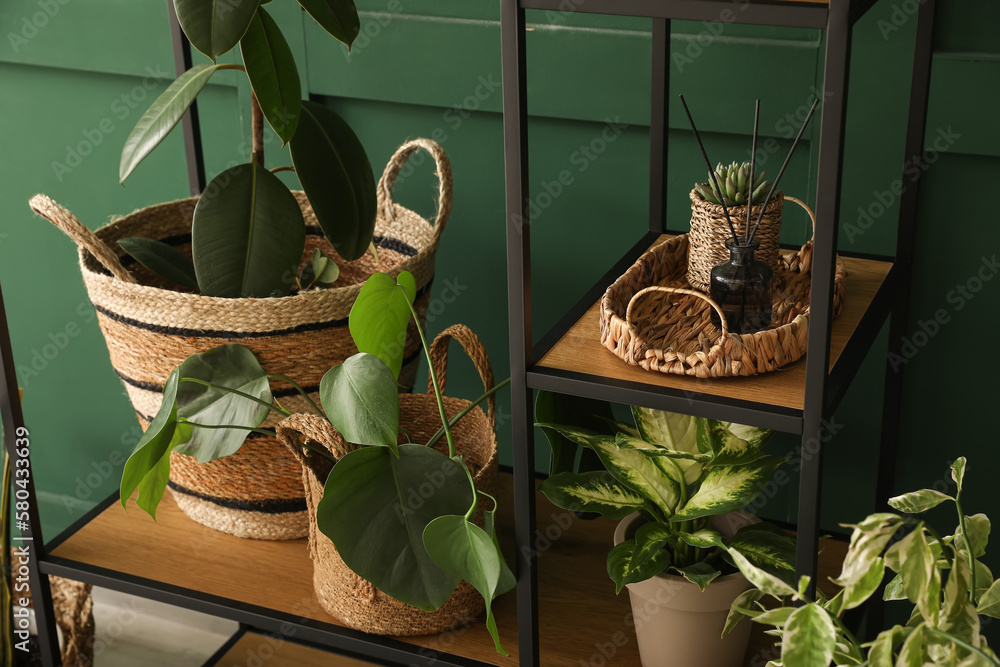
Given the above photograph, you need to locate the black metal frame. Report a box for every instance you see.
[2,0,937,665]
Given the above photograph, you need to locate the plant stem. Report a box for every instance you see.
[179,377,291,417]
[181,422,276,438]
[268,374,325,418]
[404,299,456,457]
[251,92,264,167]
[299,441,338,464]
[270,166,296,174]
[925,627,1000,666]
[425,378,511,448]
[955,493,977,603]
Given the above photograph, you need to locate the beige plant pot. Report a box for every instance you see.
[613,512,754,667]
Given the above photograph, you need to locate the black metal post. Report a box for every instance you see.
[796,0,853,600]
[0,282,61,666]
[501,2,539,666]
[868,0,936,638]
[167,0,206,196]
[649,18,670,234]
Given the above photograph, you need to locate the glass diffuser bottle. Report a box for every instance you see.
[709,238,773,334]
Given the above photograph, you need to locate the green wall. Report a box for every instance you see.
[2,0,998,611]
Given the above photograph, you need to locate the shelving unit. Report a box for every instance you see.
[0,1,937,666]
[501,0,937,665]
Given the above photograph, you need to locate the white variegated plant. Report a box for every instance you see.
[724,457,1000,667]
[537,408,796,592]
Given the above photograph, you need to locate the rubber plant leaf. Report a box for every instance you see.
[191,162,306,298]
[297,0,360,48]
[240,7,301,144]
[173,0,261,60]
[118,237,198,291]
[174,345,272,462]
[320,353,399,453]
[317,445,472,611]
[290,101,376,261]
[348,271,417,379]
[119,63,220,182]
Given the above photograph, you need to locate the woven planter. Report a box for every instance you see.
[30,138,453,541]
[601,199,847,378]
[276,325,499,636]
[687,188,784,292]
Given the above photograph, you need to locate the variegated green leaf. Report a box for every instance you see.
[942,552,972,626]
[699,418,765,466]
[614,433,709,486]
[839,514,903,584]
[607,538,671,594]
[957,514,990,559]
[679,528,725,549]
[951,457,967,493]
[633,523,672,565]
[536,424,682,516]
[896,624,924,667]
[631,406,698,451]
[672,458,784,521]
[780,603,837,667]
[727,548,797,598]
[725,525,797,583]
[672,562,721,591]
[835,555,884,611]
[888,488,953,514]
[884,573,906,601]
[538,471,647,519]
[977,580,1000,618]
[868,627,906,667]
[723,589,762,638]
[720,421,775,449]
[897,529,941,623]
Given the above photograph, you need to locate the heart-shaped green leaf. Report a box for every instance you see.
[174,0,262,60]
[120,63,220,183]
[314,250,340,284]
[192,162,306,298]
[318,445,473,610]
[297,0,360,47]
[118,237,199,291]
[538,471,646,519]
[121,371,190,518]
[290,101,376,261]
[174,345,272,462]
[240,7,301,144]
[348,271,416,379]
[319,353,399,453]
[423,513,511,655]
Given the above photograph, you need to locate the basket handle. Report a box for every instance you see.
[783,195,818,274]
[277,413,355,474]
[427,324,496,430]
[377,138,453,244]
[626,285,730,342]
[29,194,136,284]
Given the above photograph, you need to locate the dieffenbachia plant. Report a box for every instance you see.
[537,409,796,592]
[724,457,1000,667]
[119,271,514,654]
[117,0,376,298]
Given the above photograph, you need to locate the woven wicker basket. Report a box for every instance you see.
[601,197,847,378]
[687,188,784,292]
[30,138,453,541]
[276,325,499,636]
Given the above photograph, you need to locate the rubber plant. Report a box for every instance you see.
[724,457,1000,667]
[118,0,377,298]
[117,270,514,654]
[537,410,797,592]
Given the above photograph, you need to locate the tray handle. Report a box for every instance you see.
[626,285,730,343]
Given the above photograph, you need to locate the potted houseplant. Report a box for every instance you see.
[119,270,513,653]
[537,408,796,667]
[29,2,456,539]
[724,457,1000,666]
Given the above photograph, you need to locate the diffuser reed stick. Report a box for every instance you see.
[679,95,739,245]
[745,100,760,246]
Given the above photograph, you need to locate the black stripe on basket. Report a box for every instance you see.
[122,347,424,395]
[167,480,308,514]
[116,232,419,270]
[93,279,433,339]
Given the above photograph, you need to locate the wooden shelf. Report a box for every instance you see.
[48,474,845,667]
[531,234,892,418]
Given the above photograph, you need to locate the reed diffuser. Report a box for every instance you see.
[679,95,817,334]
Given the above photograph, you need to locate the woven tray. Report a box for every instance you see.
[600,197,847,378]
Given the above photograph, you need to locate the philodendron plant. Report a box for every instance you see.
[118,271,513,653]
[537,409,797,592]
[724,458,1000,667]
[118,0,377,298]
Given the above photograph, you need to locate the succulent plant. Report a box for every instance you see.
[695,161,771,207]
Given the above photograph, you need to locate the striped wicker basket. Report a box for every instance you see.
[30,138,453,541]
[601,197,847,378]
[276,325,499,636]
